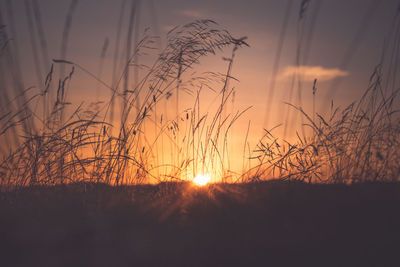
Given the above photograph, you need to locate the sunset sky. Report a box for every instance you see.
[1,0,399,173]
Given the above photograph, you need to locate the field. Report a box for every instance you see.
[1,181,400,266]
[1,1,400,266]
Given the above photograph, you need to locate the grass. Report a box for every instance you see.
[1,180,400,266]
[0,19,250,187]
[1,13,398,187]
[251,72,400,183]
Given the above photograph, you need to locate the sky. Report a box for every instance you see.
[1,0,399,178]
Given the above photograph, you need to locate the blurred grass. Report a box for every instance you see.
[0,2,399,186]
[1,180,400,266]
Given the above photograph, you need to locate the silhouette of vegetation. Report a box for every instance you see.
[1,2,400,188]
[0,19,249,188]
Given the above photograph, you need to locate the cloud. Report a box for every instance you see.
[177,9,204,19]
[280,65,349,82]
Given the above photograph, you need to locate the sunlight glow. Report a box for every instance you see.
[192,173,211,186]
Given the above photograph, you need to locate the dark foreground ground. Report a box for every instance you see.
[1,181,400,267]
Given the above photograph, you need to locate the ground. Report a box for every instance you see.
[1,181,400,266]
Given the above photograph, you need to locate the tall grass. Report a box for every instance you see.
[0,1,399,189]
[247,0,400,184]
[251,74,400,183]
[0,18,249,188]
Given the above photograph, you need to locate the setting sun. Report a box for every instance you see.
[192,174,211,186]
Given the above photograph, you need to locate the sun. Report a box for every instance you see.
[192,173,211,186]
